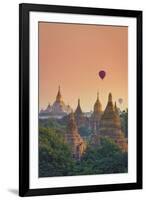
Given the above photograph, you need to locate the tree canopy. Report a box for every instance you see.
[39,128,128,177]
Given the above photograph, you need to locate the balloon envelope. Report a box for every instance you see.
[99,70,106,80]
[118,98,123,104]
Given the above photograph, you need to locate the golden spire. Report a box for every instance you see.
[108,92,112,102]
[97,92,99,100]
[56,85,62,102]
[102,92,114,114]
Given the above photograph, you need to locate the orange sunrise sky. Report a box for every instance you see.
[39,22,128,112]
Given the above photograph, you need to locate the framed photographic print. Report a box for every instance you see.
[19,3,142,197]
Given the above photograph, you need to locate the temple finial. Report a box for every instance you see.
[56,85,62,101]
[108,92,112,102]
[78,98,80,106]
[97,92,99,100]
[115,101,117,109]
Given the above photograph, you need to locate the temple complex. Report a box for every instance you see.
[39,86,128,153]
[65,112,86,160]
[99,93,127,152]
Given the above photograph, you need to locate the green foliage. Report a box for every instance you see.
[39,127,128,177]
[39,127,75,177]
[78,126,92,138]
[39,118,66,134]
[79,137,128,174]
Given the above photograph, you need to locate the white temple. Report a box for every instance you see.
[39,86,72,119]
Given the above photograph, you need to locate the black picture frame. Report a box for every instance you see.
[19,3,143,197]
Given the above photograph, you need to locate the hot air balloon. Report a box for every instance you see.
[99,70,106,80]
[118,98,123,105]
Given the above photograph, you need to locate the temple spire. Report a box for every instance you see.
[97,92,99,100]
[75,98,82,115]
[78,98,80,106]
[99,93,127,152]
[108,92,112,102]
[114,101,120,116]
[93,92,102,113]
[56,85,62,102]
[58,85,61,94]
[114,101,117,109]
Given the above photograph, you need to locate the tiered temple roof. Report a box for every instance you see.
[65,112,86,160]
[99,93,127,152]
